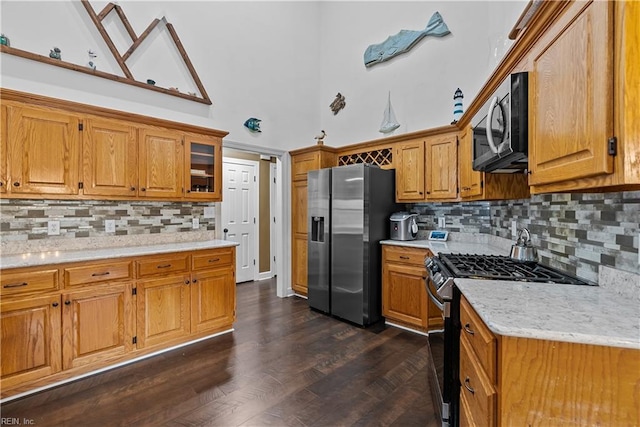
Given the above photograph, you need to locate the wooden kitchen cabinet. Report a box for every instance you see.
[0,246,236,399]
[191,248,236,334]
[138,127,184,199]
[0,294,62,390]
[425,132,458,200]
[460,295,640,426]
[458,125,529,201]
[289,145,336,296]
[529,0,614,188]
[61,282,135,370]
[184,133,223,201]
[6,104,80,195]
[136,274,192,348]
[82,117,138,197]
[0,89,228,202]
[395,138,426,202]
[382,245,442,333]
[0,104,7,193]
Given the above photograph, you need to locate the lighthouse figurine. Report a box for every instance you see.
[452,88,464,124]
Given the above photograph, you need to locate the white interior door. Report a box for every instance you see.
[222,158,258,283]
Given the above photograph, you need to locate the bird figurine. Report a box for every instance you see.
[314,130,326,145]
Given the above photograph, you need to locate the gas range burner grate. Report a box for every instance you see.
[439,254,590,285]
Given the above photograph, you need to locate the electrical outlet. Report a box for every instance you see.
[512,220,518,238]
[47,220,60,236]
[105,219,116,233]
[203,206,215,218]
[192,217,199,230]
[638,232,640,265]
[438,217,446,228]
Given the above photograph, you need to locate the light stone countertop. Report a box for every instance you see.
[382,235,640,350]
[455,279,640,350]
[0,239,238,269]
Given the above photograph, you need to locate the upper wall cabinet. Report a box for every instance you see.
[425,132,458,200]
[529,0,613,187]
[395,139,426,202]
[82,117,138,198]
[0,89,228,202]
[513,0,638,194]
[7,105,81,195]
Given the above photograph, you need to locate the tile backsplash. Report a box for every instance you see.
[412,190,640,283]
[0,199,215,246]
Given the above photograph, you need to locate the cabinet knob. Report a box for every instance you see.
[0,181,3,187]
[64,300,71,305]
[187,189,191,193]
[141,188,146,192]
[130,186,136,191]
[13,182,20,187]
[184,280,190,285]
[52,302,59,307]
[192,279,198,283]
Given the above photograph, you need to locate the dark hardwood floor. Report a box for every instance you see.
[1,278,439,426]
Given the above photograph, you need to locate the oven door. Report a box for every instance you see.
[426,278,457,426]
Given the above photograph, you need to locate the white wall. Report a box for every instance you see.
[0,1,526,150]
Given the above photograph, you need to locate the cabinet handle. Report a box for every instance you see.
[91,271,110,277]
[399,256,410,260]
[187,189,191,193]
[52,302,59,307]
[130,186,136,191]
[192,279,198,283]
[0,181,3,187]
[64,300,71,305]
[208,258,220,263]
[3,282,27,288]
[156,264,172,269]
[463,323,475,335]
[13,182,20,187]
[141,188,146,192]
[464,377,475,394]
[184,280,190,285]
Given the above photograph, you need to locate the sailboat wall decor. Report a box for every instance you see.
[379,92,400,134]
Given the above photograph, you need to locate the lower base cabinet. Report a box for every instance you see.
[461,295,640,426]
[382,245,442,333]
[0,246,236,399]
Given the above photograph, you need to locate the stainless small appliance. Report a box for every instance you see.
[472,72,528,173]
[307,164,399,326]
[389,212,418,241]
[424,252,592,427]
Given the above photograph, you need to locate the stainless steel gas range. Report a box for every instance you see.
[424,252,592,427]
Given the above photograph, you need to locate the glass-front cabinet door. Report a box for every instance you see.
[185,134,222,201]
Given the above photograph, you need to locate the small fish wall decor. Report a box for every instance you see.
[244,117,262,133]
[364,11,450,67]
[330,93,346,115]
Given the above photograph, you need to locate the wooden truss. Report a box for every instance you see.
[81,0,211,104]
[0,1,211,105]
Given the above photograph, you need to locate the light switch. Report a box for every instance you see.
[438,217,446,228]
[192,217,199,229]
[512,220,518,238]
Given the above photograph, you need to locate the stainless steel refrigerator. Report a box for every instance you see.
[307,164,399,326]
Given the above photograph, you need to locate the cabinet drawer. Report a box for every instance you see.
[192,248,233,270]
[383,246,431,266]
[64,261,132,287]
[460,335,496,427]
[460,296,496,380]
[136,254,190,278]
[1,268,59,296]
[459,385,477,427]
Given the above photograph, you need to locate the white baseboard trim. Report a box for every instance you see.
[0,328,234,404]
[257,271,274,281]
[384,321,429,337]
[293,293,308,299]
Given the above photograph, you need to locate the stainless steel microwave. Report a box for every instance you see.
[472,72,528,173]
